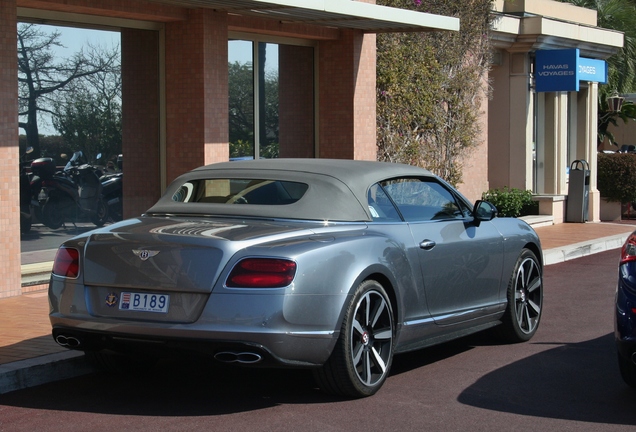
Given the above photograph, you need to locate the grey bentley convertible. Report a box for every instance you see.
[49,158,543,398]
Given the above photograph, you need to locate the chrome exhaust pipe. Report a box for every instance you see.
[55,334,82,348]
[214,351,263,364]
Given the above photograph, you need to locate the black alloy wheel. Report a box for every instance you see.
[314,280,394,398]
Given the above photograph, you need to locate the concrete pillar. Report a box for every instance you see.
[279,45,315,158]
[121,28,161,217]
[318,29,376,160]
[542,92,569,195]
[0,0,21,298]
[585,83,600,222]
[165,9,228,185]
[489,52,533,191]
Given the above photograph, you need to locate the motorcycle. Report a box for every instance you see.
[35,151,109,229]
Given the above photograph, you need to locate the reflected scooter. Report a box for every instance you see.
[19,147,34,234]
[100,171,122,222]
[36,151,109,229]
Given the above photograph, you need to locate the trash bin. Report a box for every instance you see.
[566,159,590,223]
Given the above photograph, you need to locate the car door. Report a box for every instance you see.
[380,177,505,326]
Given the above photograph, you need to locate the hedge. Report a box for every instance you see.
[597,152,636,203]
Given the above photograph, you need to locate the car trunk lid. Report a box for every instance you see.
[82,216,317,293]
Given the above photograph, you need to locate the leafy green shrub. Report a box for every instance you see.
[597,152,636,203]
[481,187,535,218]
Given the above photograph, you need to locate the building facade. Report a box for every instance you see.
[2,0,458,298]
[0,0,625,298]
[488,0,622,223]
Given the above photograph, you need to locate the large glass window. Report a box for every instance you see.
[228,40,279,159]
[229,37,315,160]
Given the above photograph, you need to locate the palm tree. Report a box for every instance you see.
[558,0,636,94]
[558,0,636,148]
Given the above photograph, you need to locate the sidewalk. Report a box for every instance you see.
[1,220,635,394]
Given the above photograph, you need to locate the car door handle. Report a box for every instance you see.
[419,240,436,250]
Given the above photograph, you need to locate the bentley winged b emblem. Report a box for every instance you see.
[132,249,160,261]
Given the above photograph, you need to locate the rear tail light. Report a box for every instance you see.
[226,258,296,288]
[622,234,636,265]
[53,247,80,278]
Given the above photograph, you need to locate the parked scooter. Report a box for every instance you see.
[98,154,123,222]
[35,151,109,229]
[101,171,123,222]
[19,147,34,234]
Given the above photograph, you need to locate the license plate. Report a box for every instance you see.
[119,292,169,313]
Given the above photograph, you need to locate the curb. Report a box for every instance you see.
[0,351,94,395]
[543,233,629,265]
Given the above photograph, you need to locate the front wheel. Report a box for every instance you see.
[314,280,394,398]
[497,248,543,342]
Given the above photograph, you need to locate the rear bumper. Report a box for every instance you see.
[50,324,335,367]
[49,280,343,367]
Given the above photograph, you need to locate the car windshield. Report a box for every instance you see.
[171,178,309,205]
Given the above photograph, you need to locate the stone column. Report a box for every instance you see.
[165,9,228,184]
[0,0,21,298]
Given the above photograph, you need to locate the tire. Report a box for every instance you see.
[40,198,64,230]
[20,212,31,234]
[618,351,636,389]
[314,280,394,398]
[90,197,109,227]
[497,248,543,342]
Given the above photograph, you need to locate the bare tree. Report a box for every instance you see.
[17,23,119,158]
[52,66,122,164]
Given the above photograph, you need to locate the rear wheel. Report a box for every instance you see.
[314,280,394,398]
[40,198,65,229]
[90,197,109,227]
[497,248,543,342]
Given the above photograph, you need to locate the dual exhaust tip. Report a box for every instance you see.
[55,334,263,365]
[55,334,82,348]
[214,351,263,364]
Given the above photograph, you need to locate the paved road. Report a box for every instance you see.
[1,250,635,431]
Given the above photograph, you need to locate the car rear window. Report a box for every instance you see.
[171,179,309,205]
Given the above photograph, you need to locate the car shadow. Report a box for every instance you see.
[455,333,636,425]
[1,333,635,423]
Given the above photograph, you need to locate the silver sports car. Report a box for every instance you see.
[49,159,543,398]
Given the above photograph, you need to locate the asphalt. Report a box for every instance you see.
[1,218,635,395]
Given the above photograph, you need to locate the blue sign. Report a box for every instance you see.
[578,56,607,83]
[535,49,607,93]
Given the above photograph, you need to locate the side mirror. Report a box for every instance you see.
[473,200,497,224]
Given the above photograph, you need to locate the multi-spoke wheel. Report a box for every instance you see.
[498,248,543,342]
[314,280,394,398]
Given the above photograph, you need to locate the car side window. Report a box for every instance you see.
[367,183,402,222]
[380,178,466,222]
